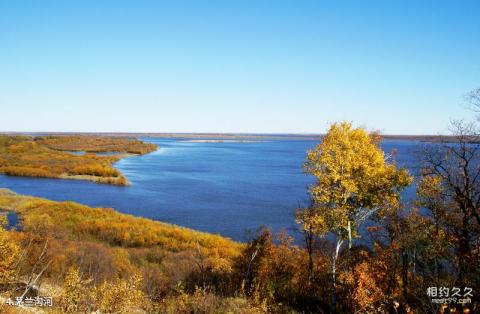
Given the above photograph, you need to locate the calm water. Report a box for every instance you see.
[0,138,421,241]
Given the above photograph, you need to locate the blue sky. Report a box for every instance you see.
[1,1,479,134]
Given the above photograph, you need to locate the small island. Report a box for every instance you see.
[0,135,157,186]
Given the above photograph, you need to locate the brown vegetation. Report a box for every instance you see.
[36,135,157,154]
[0,189,244,313]
[0,135,157,185]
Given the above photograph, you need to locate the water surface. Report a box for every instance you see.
[0,138,421,241]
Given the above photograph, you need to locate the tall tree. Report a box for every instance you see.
[418,120,480,287]
[466,87,480,115]
[298,121,412,310]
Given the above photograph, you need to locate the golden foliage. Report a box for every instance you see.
[0,192,241,313]
[60,267,93,313]
[158,286,267,314]
[0,215,19,283]
[37,135,157,154]
[0,135,157,185]
[60,267,147,313]
[351,261,386,313]
[301,121,412,238]
[0,189,244,312]
[0,191,240,259]
[94,272,146,313]
[1,120,478,313]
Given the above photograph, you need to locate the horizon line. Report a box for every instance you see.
[0,131,453,138]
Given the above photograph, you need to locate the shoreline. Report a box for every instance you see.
[57,173,131,186]
[0,135,159,186]
[0,132,467,143]
[182,139,262,143]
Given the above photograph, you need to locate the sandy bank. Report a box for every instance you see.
[182,139,262,143]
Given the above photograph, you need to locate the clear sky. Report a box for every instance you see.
[1,1,479,134]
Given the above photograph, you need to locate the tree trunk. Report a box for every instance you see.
[332,238,343,312]
[401,250,408,301]
[305,228,314,286]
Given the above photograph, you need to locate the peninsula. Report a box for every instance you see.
[0,135,157,185]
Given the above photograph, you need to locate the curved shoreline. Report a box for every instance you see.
[0,135,159,186]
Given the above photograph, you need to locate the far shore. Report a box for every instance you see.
[0,132,468,143]
[182,139,262,143]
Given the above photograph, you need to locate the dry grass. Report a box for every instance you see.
[0,135,157,185]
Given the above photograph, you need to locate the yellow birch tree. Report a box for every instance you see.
[299,121,412,309]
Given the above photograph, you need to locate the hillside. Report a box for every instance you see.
[0,189,245,313]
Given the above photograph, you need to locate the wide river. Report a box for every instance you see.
[0,138,421,242]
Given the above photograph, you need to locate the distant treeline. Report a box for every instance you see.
[2,132,467,143]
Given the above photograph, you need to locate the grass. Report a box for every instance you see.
[0,189,244,312]
[0,188,241,265]
[0,135,157,185]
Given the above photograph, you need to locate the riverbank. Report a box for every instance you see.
[0,188,245,312]
[2,132,465,143]
[0,135,157,186]
[0,188,240,252]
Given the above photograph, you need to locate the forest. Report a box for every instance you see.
[0,136,157,186]
[0,90,479,313]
